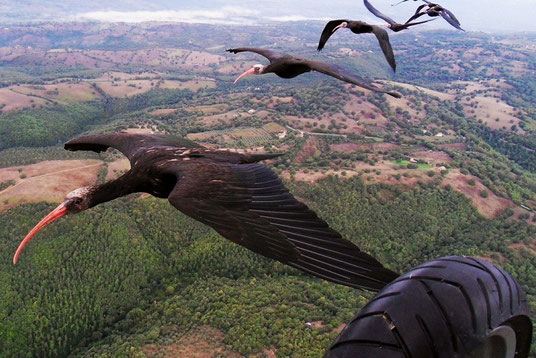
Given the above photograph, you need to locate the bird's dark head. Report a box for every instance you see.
[63,186,95,214]
[13,186,95,265]
[333,21,349,32]
[234,64,265,83]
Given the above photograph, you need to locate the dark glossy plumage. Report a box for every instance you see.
[317,20,397,72]
[364,0,434,32]
[65,132,399,291]
[227,47,401,98]
[398,0,464,31]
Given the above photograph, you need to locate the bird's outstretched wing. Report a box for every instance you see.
[404,18,436,27]
[414,3,428,14]
[405,4,427,23]
[440,7,464,31]
[65,133,204,163]
[371,25,396,72]
[168,161,399,291]
[364,0,396,25]
[391,0,410,5]
[306,60,401,98]
[226,48,290,63]
[317,20,350,51]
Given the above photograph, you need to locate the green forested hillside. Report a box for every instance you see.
[1,177,534,357]
[0,104,103,150]
[0,89,198,151]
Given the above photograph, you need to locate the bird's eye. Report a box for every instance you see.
[73,198,83,205]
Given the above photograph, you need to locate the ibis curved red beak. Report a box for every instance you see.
[234,67,257,84]
[13,203,68,264]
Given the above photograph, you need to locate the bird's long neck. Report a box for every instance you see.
[88,170,141,208]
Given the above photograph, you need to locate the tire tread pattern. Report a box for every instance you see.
[324,256,532,358]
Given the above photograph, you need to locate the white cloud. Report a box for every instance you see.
[75,7,261,25]
[266,15,329,22]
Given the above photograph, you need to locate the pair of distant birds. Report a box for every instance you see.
[227,0,462,98]
[320,0,463,72]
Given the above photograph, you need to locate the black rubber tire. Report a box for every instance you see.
[324,256,533,358]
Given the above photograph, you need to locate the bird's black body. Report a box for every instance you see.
[363,0,434,32]
[265,59,312,79]
[317,20,397,72]
[227,47,401,98]
[61,132,399,291]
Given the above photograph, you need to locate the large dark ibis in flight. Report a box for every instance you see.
[13,133,399,291]
[363,0,435,32]
[227,47,401,98]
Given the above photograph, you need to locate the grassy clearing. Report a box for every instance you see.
[0,160,102,212]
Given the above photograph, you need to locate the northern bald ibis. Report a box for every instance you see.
[317,20,397,72]
[363,0,435,32]
[227,48,401,98]
[396,0,464,31]
[13,133,399,291]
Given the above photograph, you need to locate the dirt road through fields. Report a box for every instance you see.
[0,163,102,196]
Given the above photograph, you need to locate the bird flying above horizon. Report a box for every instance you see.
[317,20,398,72]
[227,47,402,98]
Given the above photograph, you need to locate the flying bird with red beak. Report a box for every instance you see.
[227,48,402,98]
[13,132,399,292]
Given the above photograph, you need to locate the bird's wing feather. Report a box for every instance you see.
[371,25,396,72]
[364,0,396,25]
[317,20,349,51]
[414,3,427,14]
[405,10,426,24]
[405,18,436,27]
[65,133,204,162]
[226,48,290,62]
[391,0,410,5]
[168,161,398,291]
[440,8,464,30]
[306,60,401,98]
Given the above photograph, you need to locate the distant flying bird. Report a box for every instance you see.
[363,0,434,32]
[317,20,397,72]
[227,48,401,98]
[13,133,399,291]
[395,0,464,31]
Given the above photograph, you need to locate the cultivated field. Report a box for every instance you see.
[0,87,48,112]
[441,169,514,218]
[0,70,218,112]
[141,326,241,358]
[461,96,522,132]
[0,160,102,211]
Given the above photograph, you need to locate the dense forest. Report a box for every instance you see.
[0,89,198,150]
[1,177,534,357]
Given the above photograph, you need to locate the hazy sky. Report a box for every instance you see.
[2,0,533,33]
[70,0,536,32]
